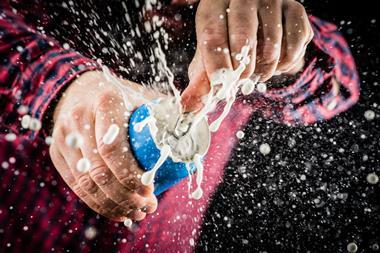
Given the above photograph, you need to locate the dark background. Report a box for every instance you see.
[198,1,380,252]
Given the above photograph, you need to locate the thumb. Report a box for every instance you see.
[181,50,211,112]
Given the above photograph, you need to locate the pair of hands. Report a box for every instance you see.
[50,0,313,221]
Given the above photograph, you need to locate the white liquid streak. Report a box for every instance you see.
[102,124,120,144]
[141,145,171,185]
[102,65,150,111]
[133,116,154,132]
[154,43,181,106]
[191,45,253,133]
[191,154,204,200]
[186,163,193,197]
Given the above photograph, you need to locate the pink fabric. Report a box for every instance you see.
[120,102,254,252]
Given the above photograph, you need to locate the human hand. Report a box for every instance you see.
[49,71,158,221]
[182,0,314,111]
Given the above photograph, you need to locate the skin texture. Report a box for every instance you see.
[181,0,314,111]
[50,71,160,221]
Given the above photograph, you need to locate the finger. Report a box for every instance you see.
[228,0,259,77]
[277,0,313,72]
[181,49,210,112]
[127,210,147,221]
[49,144,76,187]
[255,0,283,81]
[196,0,233,80]
[54,122,128,218]
[94,91,158,212]
[50,142,125,221]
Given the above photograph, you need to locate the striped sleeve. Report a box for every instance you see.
[0,8,99,140]
[263,15,360,125]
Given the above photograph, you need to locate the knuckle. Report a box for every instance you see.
[98,135,122,156]
[229,30,253,48]
[200,28,228,49]
[72,183,88,199]
[96,90,118,110]
[78,174,98,194]
[110,205,129,217]
[118,173,141,190]
[52,125,65,143]
[89,165,112,186]
[69,106,87,122]
[260,50,280,65]
[283,50,298,64]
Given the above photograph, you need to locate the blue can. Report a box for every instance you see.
[129,100,210,195]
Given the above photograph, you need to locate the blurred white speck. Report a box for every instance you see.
[17,105,29,115]
[84,226,97,240]
[9,157,16,164]
[364,110,375,120]
[189,238,195,246]
[1,161,9,169]
[259,143,271,155]
[366,172,379,185]
[65,132,84,148]
[240,78,256,95]
[123,219,132,228]
[236,130,245,139]
[76,158,91,173]
[256,83,267,93]
[63,43,70,50]
[29,118,41,131]
[45,136,53,145]
[16,46,24,52]
[21,115,31,129]
[347,242,358,253]
[5,133,17,142]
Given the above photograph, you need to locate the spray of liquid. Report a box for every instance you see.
[102,0,258,200]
